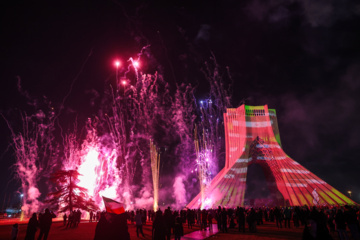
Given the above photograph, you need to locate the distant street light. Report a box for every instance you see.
[348,190,352,198]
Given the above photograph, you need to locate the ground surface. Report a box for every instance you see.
[0,218,341,240]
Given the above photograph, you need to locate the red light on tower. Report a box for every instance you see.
[121,80,127,86]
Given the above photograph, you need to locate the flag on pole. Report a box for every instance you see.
[102,196,125,214]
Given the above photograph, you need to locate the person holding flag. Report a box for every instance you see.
[102,196,126,214]
[94,197,130,240]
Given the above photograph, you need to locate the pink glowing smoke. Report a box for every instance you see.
[173,175,187,208]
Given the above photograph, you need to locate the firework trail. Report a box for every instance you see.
[169,84,197,207]
[150,139,160,211]
[2,105,57,216]
[4,49,233,212]
[199,55,232,175]
[105,54,231,208]
[3,52,92,215]
[101,58,175,208]
[193,125,212,209]
[62,131,81,171]
[185,56,232,207]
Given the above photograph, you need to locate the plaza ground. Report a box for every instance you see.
[0,217,343,240]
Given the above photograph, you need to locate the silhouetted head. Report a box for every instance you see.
[100,211,106,220]
[32,213,37,218]
[156,210,163,218]
[45,208,50,214]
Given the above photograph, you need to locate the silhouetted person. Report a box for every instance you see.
[284,207,291,228]
[257,208,263,225]
[108,213,130,239]
[207,212,213,231]
[11,223,18,240]
[142,208,147,225]
[90,211,93,222]
[247,208,257,233]
[216,206,222,231]
[316,208,332,240]
[25,213,39,240]
[94,212,130,240]
[335,209,348,240]
[274,207,282,228]
[187,209,194,229]
[37,208,56,240]
[264,208,269,222]
[174,216,184,240]
[308,207,319,239]
[164,207,173,240]
[327,210,336,233]
[94,212,110,240]
[229,214,236,229]
[153,210,166,240]
[293,208,300,228]
[344,205,360,240]
[201,209,207,230]
[135,210,145,237]
[63,213,67,226]
[269,208,275,222]
[66,210,74,228]
[302,224,316,240]
[221,208,228,233]
[75,209,81,227]
[236,207,245,233]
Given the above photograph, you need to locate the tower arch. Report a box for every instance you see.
[187,105,356,209]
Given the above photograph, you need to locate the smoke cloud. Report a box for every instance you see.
[172,175,187,209]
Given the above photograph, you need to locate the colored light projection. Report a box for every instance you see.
[187,104,356,208]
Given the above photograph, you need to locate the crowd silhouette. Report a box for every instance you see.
[22,208,56,240]
[91,204,359,240]
[8,204,359,240]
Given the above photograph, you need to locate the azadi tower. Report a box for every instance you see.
[187,105,355,208]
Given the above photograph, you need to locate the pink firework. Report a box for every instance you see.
[2,108,56,216]
[62,121,121,210]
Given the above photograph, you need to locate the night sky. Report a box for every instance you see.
[1,0,360,206]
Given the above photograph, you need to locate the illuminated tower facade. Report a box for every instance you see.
[187,105,355,208]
